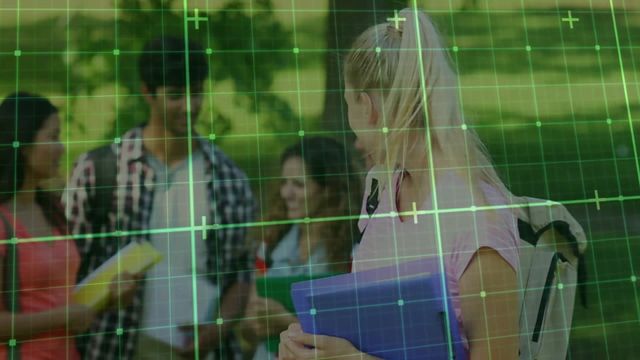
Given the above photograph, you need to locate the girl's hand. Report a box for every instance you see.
[278,323,375,360]
[177,323,219,359]
[244,296,295,341]
[107,271,141,309]
[65,304,96,334]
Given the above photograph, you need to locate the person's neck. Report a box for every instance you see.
[298,224,320,252]
[392,132,432,187]
[143,118,194,166]
[394,134,435,214]
[6,177,38,209]
[405,139,429,179]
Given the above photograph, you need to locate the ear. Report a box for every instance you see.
[141,83,155,105]
[20,146,31,159]
[19,145,34,168]
[359,92,378,126]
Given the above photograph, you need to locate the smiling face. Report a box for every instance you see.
[145,84,205,137]
[22,112,64,183]
[279,156,322,219]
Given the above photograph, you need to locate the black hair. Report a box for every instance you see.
[0,92,65,230]
[139,35,209,94]
[281,137,355,188]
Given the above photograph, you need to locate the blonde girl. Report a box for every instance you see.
[279,7,520,360]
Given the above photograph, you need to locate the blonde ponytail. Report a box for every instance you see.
[345,8,515,205]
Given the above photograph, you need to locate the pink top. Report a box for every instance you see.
[0,206,81,360]
[352,168,519,351]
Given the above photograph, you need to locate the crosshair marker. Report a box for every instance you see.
[562,10,579,29]
[387,10,406,30]
[187,8,208,30]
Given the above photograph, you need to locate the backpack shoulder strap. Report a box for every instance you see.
[517,196,588,307]
[86,144,118,228]
[518,196,587,253]
[76,145,117,283]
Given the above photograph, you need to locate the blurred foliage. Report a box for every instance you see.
[95,0,296,135]
[13,0,297,139]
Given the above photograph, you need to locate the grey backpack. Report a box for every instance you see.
[516,197,587,360]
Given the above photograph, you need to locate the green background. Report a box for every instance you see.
[0,0,638,358]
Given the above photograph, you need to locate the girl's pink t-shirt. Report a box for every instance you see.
[0,206,81,360]
[352,168,519,350]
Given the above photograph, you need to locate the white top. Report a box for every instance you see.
[140,150,219,349]
[252,225,330,360]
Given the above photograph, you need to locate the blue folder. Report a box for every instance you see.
[291,258,468,360]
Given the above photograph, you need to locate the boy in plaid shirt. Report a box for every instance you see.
[63,36,255,360]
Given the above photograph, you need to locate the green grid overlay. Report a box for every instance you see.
[1,1,639,359]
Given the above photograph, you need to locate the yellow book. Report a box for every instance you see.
[73,241,163,311]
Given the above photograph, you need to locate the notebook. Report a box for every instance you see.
[256,273,337,353]
[291,258,468,360]
[74,240,163,311]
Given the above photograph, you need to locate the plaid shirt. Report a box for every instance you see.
[63,126,255,360]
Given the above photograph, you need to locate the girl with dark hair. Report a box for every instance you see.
[240,137,362,360]
[0,92,132,359]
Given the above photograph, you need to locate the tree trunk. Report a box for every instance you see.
[322,0,406,133]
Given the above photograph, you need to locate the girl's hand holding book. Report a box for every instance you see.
[65,304,96,334]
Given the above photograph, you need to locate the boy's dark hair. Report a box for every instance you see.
[139,36,209,94]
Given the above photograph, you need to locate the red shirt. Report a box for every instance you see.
[0,206,80,360]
